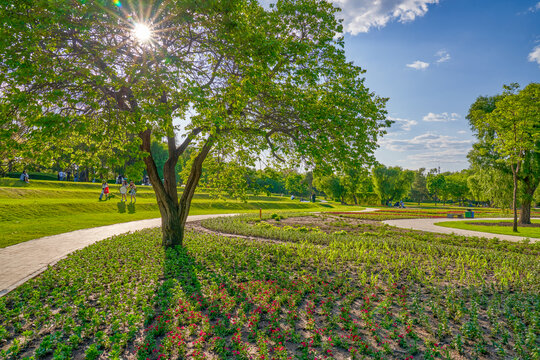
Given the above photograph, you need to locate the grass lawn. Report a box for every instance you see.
[0,178,361,247]
[435,219,540,239]
[1,214,538,359]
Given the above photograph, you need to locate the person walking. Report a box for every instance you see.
[129,181,137,204]
[99,181,109,201]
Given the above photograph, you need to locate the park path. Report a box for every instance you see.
[0,214,237,297]
[382,217,540,243]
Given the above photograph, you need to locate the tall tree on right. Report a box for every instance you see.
[469,83,539,232]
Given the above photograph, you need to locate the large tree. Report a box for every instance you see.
[467,85,540,225]
[1,0,389,246]
[471,84,539,232]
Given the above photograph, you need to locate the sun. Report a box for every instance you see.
[133,22,152,42]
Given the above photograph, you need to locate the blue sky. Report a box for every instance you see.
[331,0,540,171]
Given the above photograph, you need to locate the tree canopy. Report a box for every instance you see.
[0,0,390,246]
[371,165,414,205]
[467,83,539,228]
[469,83,539,230]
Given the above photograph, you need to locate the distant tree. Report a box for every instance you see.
[258,168,287,195]
[426,173,446,205]
[409,168,429,205]
[444,172,469,206]
[472,83,539,231]
[313,173,347,203]
[371,165,414,205]
[467,166,513,209]
[340,168,374,205]
[285,172,308,197]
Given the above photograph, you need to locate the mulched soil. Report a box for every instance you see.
[266,214,383,234]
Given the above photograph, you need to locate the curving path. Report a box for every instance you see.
[382,217,540,243]
[0,214,237,297]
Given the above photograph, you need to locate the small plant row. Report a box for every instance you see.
[1,219,538,359]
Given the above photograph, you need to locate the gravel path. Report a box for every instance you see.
[0,214,237,297]
[382,217,540,243]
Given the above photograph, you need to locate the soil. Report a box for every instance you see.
[467,221,540,227]
[265,214,384,234]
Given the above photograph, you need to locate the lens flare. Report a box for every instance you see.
[133,23,151,42]
[113,0,121,7]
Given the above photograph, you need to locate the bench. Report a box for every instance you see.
[446,213,464,218]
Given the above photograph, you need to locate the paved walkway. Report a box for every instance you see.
[382,217,540,243]
[0,214,236,297]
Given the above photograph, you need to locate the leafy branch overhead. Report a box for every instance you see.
[0,0,390,245]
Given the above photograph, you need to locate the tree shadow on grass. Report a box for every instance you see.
[136,242,213,359]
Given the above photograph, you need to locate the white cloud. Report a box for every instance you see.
[528,45,540,66]
[527,2,540,12]
[333,0,439,35]
[406,60,430,70]
[422,112,460,122]
[404,149,469,167]
[379,132,472,153]
[435,49,450,63]
[389,116,418,131]
[457,130,468,135]
[379,133,472,170]
[260,0,439,34]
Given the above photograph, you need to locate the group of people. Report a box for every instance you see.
[387,200,405,208]
[58,171,72,181]
[99,179,137,203]
[20,170,29,183]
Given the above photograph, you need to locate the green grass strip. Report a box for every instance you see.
[435,219,540,239]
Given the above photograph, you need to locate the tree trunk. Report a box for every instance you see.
[178,141,213,227]
[159,202,183,247]
[511,163,519,233]
[140,129,182,247]
[519,175,538,225]
[520,201,531,225]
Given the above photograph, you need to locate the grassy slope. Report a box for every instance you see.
[0,178,359,247]
[435,219,540,239]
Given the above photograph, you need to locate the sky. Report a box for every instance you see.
[329,0,540,172]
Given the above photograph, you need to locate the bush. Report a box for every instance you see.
[271,213,285,221]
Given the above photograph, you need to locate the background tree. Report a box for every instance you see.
[313,172,347,204]
[0,0,389,246]
[285,172,309,197]
[443,171,469,206]
[467,166,513,209]
[340,168,370,205]
[426,173,446,205]
[409,168,429,205]
[472,83,539,231]
[371,165,414,205]
[255,168,287,195]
